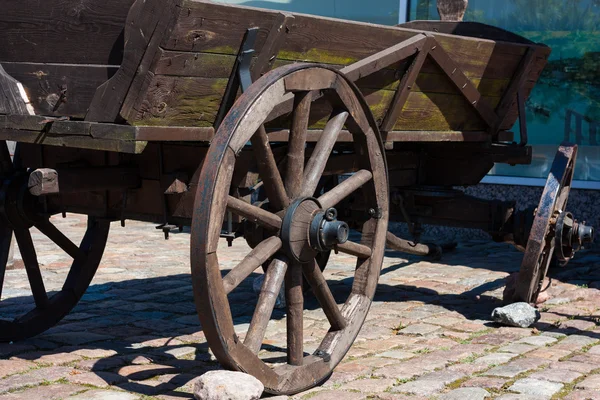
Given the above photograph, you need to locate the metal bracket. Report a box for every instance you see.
[214,27,259,130]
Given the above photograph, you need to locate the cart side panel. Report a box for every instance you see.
[127,0,549,133]
[0,0,135,119]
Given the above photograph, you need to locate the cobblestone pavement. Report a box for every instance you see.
[2,214,600,400]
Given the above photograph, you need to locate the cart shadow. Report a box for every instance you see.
[2,243,600,398]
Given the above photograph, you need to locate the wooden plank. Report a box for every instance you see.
[266,128,512,143]
[0,0,135,64]
[388,91,501,132]
[0,129,146,154]
[167,0,532,78]
[131,76,227,127]
[2,63,119,118]
[150,51,511,95]
[86,0,178,122]
[490,47,537,134]
[427,38,498,128]
[154,49,236,77]
[135,126,214,141]
[132,72,503,131]
[500,48,550,130]
[120,0,183,122]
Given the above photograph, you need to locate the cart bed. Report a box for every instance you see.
[0,0,549,141]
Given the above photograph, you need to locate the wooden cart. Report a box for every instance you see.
[0,0,594,394]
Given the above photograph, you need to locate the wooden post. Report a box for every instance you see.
[437,0,468,21]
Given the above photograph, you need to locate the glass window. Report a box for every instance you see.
[211,0,401,26]
[411,0,600,181]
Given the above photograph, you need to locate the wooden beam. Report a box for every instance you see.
[252,13,294,80]
[340,34,428,82]
[28,167,141,196]
[380,38,433,132]
[86,0,179,123]
[266,129,512,143]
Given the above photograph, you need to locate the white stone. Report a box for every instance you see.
[194,370,264,400]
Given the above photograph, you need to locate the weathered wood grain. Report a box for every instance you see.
[167,1,532,66]
[86,0,178,122]
[0,0,134,65]
[2,63,118,118]
[132,76,226,126]
[0,129,145,154]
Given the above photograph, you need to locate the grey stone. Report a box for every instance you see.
[517,335,557,346]
[439,387,490,400]
[392,370,464,396]
[508,378,563,398]
[194,370,264,400]
[491,303,540,328]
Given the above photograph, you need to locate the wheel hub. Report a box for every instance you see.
[555,211,594,263]
[281,198,349,263]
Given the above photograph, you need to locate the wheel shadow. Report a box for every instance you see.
[1,243,600,398]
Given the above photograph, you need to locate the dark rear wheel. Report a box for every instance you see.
[0,141,110,341]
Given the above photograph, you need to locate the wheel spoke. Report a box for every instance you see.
[285,263,304,365]
[227,196,282,231]
[302,259,346,331]
[0,226,13,300]
[285,91,311,200]
[250,126,290,211]
[223,237,282,294]
[14,229,48,309]
[336,240,372,259]
[301,111,348,197]
[35,220,85,260]
[318,169,372,209]
[244,257,288,354]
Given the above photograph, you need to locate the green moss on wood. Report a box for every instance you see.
[277,48,359,65]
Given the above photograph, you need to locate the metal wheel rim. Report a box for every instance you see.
[516,143,577,303]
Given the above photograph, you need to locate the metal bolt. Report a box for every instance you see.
[325,208,337,221]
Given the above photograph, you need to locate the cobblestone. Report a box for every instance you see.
[508,378,563,398]
[1,216,600,399]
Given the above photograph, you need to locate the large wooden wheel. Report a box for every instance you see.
[515,143,579,303]
[191,64,388,394]
[0,142,110,342]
